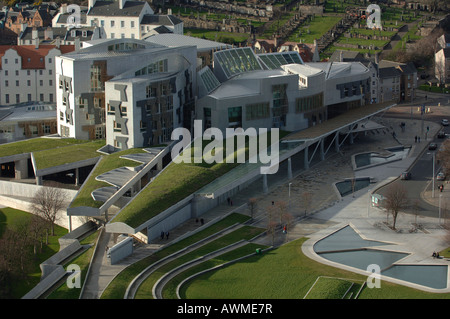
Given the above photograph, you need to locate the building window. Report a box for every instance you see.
[228,106,242,128]
[15,58,18,64]
[42,124,51,134]
[110,20,115,27]
[121,21,125,28]
[49,80,53,86]
[90,64,104,91]
[49,69,52,75]
[16,94,20,103]
[28,94,32,102]
[15,70,19,76]
[5,80,8,87]
[4,58,7,64]
[16,80,19,86]
[40,94,44,101]
[27,70,30,76]
[246,102,270,120]
[121,33,125,38]
[111,33,115,38]
[49,94,53,102]
[27,80,31,86]
[5,94,9,104]
[40,80,43,86]
[113,120,121,132]
[48,58,52,64]
[60,111,64,120]
[4,70,7,76]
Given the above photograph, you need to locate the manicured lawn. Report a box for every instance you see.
[288,15,342,44]
[418,85,450,94]
[33,139,105,170]
[181,238,450,299]
[304,277,356,299]
[69,148,148,209]
[0,207,68,298]
[47,230,100,299]
[135,225,265,299]
[0,138,90,158]
[185,28,250,45]
[100,213,251,299]
[162,242,267,299]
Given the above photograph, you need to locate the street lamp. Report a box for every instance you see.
[432,152,435,198]
[439,194,442,225]
[288,182,292,208]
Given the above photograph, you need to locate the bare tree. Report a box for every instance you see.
[282,212,295,241]
[437,139,450,176]
[30,185,67,236]
[248,198,258,220]
[274,201,288,225]
[383,183,409,230]
[267,220,277,246]
[300,191,313,217]
[29,214,48,255]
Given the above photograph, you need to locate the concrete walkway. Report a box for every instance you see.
[82,109,450,298]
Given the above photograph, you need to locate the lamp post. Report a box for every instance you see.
[439,194,442,225]
[432,152,435,198]
[288,182,292,209]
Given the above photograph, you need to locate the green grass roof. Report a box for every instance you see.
[33,139,106,171]
[69,148,148,209]
[0,138,91,158]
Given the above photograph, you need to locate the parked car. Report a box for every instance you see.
[401,171,412,180]
[437,172,446,181]
[442,119,449,126]
[428,143,438,150]
[438,131,446,138]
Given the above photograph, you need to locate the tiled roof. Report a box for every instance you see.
[87,0,146,17]
[0,44,75,69]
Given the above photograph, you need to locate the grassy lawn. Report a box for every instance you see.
[100,213,251,299]
[418,85,450,94]
[162,242,267,299]
[46,230,100,299]
[33,139,105,171]
[135,225,265,299]
[69,148,147,209]
[304,277,357,299]
[0,138,90,158]
[288,15,342,44]
[181,238,450,299]
[0,207,68,298]
[185,28,250,45]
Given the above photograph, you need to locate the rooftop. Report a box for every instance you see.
[87,0,147,17]
[144,33,231,52]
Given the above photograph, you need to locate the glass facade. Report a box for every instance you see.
[214,48,263,79]
[258,52,303,70]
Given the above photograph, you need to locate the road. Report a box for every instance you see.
[376,93,450,219]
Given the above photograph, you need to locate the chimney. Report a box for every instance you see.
[168,8,172,15]
[44,26,53,40]
[34,37,39,49]
[119,0,127,10]
[339,50,343,62]
[74,36,81,51]
[60,3,67,14]
[55,36,61,48]
[88,0,97,10]
[32,27,38,40]
[375,52,379,64]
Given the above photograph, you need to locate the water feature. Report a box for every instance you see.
[353,146,411,170]
[334,178,371,197]
[314,225,448,290]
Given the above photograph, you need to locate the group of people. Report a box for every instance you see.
[160,231,169,240]
[432,251,440,258]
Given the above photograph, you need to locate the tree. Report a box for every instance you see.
[248,198,258,220]
[383,183,409,230]
[300,191,313,217]
[274,201,288,225]
[30,185,67,236]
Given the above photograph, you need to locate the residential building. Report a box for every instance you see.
[379,60,417,102]
[0,44,75,106]
[4,6,54,35]
[55,38,197,148]
[85,0,183,40]
[435,47,450,84]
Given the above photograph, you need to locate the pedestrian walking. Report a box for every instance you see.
[165,231,169,240]
[230,199,233,206]
[227,197,230,205]
[418,136,421,143]
[161,231,165,240]
[415,136,417,143]
[200,218,204,225]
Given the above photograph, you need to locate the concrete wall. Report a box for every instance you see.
[147,201,192,242]
[109,236,133,264]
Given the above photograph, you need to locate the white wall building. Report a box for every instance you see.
[85,0,183,40]
[0,44,75,106]
[55,38,196,148]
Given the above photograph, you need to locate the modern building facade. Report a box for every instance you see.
[196,47,371,133]
[55,38,197,148]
